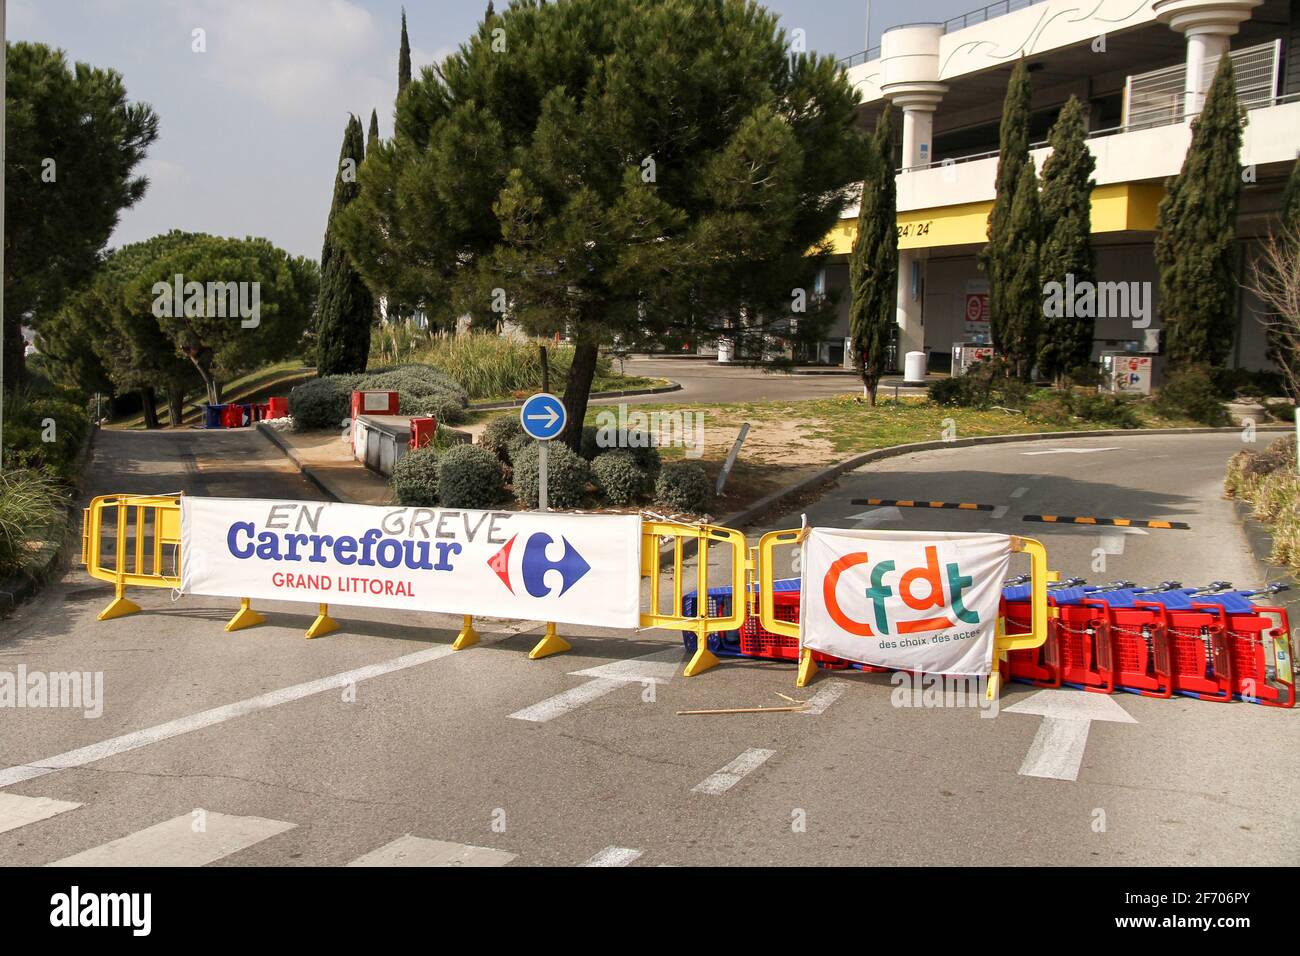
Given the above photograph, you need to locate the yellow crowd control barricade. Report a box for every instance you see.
[84,496,751,662]
[83,493,184,621]
[640,519,747,677]
[756,528,1050,697]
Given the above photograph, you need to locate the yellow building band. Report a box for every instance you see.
[825,183,1166,253]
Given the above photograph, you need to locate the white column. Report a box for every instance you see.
[880,24,947,370]
[1153,0,1262,119]
[1184,31,1230,116]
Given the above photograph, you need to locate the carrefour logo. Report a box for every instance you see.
[488,533,590,597]
[823,544,978,637]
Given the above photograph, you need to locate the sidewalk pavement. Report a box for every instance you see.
[257,425,391,505]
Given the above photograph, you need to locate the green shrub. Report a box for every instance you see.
[480,415,525,462]
[399,389,465,424]
[364,364,469,405]
[0,469,64,578]
[512,441,591,509]
[288,375,361,430]
[654,461,711,514]
[390,447,440,506]
[0,385,92,484]
[587,426,661,475]
[592,450,651,505]
[436,444,505,509]
[1155,365,1230,426]
[927,359,1028,409]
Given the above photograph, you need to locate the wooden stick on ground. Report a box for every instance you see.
[676,705,809,716]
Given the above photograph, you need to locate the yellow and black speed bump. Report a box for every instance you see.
[851,498,993,511]
[1023,515,1190,530]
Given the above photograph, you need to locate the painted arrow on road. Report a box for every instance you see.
[1021,447,1121,456]
[1003,690,1136,781]
[844,507,903,528]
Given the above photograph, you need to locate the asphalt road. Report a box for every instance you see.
[1,429,1295,866]
[608,355,915,406]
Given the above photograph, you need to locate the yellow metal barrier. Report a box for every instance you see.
[84,496,750,663]
[83,494,184,622]
[640,520,747,677]
[758,528,1050,696]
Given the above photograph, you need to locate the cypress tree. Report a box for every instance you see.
[849,107,898,405]
[1281,157,1300,230]
[1038,95,1096,383]
[1001,162,1042,378]
[398,9,412,95]
[982,58,1033,364]
[486,1,496,19]
[317,115,375,376]
[1154,53,1244,369]
[367,109,380,154]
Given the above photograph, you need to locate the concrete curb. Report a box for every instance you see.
[255,423,342,502]
[470,381,681,411]
[713,423,1293,534]
[0,427,99,615]
[1231,498,1299,586]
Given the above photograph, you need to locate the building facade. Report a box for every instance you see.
[810,0,1300,374]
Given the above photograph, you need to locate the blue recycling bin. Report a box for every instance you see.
[201,404,227,429]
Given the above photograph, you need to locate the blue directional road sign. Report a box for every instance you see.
[519,392,567,441]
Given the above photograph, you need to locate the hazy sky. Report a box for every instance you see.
[9,0,978,261]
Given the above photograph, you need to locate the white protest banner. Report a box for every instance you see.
[179,497,642,628]
[800,529,1010,675]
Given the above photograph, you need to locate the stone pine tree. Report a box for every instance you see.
[338,0,867,452]
[981,58,1033,364]
[1037,95,1096,384]
[1154,53,1244,369]
[1001,163,1043,377]
[316,115,375,376]
[848,108,898,406]
[398,9,412,95]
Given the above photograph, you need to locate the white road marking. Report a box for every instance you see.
[581,846,644,867]
[510,648,685,723]
[0,792,82,834]
[1010,487,1029,498]
[509,678,625,722]
[1021,447,1121,457]
[691,748,776,795]
[1005,690,1137,781]
[48,811,294,867]
[570,647,684,685]
[991,505,1009,519]
[347,835,515,867]
[0,640,502,790]
[844,507,903,528]
[798,680,848,716]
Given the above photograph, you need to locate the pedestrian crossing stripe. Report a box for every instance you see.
[850,498,993,511]
[1024,515,1190,530]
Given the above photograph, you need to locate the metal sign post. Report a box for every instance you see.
[520,392,568,514]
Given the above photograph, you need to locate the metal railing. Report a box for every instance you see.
[1124,40,1281,128]
[943,0,1049,33]
[838,46,881,68]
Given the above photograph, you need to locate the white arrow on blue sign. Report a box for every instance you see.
[519,392,568,441]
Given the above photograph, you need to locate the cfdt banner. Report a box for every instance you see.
[179,498,642,628]
[800,529,1010,675]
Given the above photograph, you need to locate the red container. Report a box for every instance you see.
[1089,600,1172,698]
[266,396,290,419]
[351,390,399,421]
[1150,604,1233,702]
[1223,605,1294,707]
[409,416,437,449]
[221,404,246,428]
[737,591,852,668]
[1003,600,1061,688]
